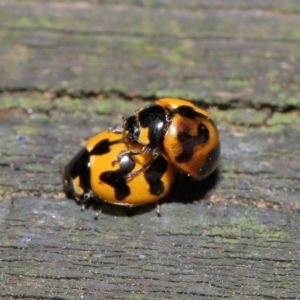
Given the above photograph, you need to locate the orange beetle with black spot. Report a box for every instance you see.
[114,98,220,180]
[63,130,178,207]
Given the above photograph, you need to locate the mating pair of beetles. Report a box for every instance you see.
[63,98,220,215]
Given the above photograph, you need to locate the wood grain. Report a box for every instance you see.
[0,1,299,299]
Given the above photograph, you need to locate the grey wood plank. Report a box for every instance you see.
[0,1,299,299]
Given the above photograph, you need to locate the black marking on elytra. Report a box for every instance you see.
[197,143,220,178]
[144,155,168,196]
[176,124,209,163]
[90,138,120,156]
[64,148,90,198]
[172,105,207,120]
[173,105,218,135]
[138,105,169,148]
[100,154,136,200]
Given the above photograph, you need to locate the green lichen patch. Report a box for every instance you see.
[267,111,300,126]
[210,108,269,126]
[12,125,40,135]
[211,215,289,240]
[92,98,144,116]
[0,93,53,112]
[54,97,85,112]
[53,96,146,117]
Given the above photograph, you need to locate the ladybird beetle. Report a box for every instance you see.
[63,130,178,210]
[114,98,220,180]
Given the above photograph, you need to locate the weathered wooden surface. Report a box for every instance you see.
[0,1,300,299]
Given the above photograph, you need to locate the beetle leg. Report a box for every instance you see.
[155,203,161,217]
[124,158,154,178]
[124,147,161,178]
[94,203,104,220]
[112,149,142,166]
[111,123,124,134]
[112,143,151,165]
